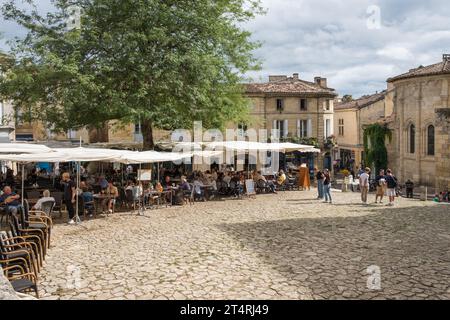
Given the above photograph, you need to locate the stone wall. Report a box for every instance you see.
[388,75,450,188]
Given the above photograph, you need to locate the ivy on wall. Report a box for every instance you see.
[363,123,392,173]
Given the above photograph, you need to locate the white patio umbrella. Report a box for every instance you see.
[272,142,321,153]
[0,143,52,154]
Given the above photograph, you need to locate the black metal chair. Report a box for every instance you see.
[51,192,64,218]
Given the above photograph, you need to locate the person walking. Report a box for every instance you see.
[385,169,398,206]
[359,167,370,204]
[315,168,324,200]
[323,169,332,204]
[375,169,386,203]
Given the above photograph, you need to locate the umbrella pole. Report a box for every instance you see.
[138,162,143,216]
[74,161,81,225]
[157,162,160,182]
[21,163,24,207]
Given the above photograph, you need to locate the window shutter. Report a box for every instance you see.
[284,120,289,138]
[297,119,301,137]
[307,118,312,137]
[272,120,278,139]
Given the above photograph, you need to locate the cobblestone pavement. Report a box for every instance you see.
[38,190,450,300]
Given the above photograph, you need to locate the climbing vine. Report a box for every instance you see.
[363,123,392,173]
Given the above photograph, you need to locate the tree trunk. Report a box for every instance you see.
[141,118,155,150]
[88,122,109,143]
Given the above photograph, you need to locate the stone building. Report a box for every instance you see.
[241,73,338,169]
[386,54,450,190]
[334,91,391,172]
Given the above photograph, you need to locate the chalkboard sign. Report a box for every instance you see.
[245,179,256,196]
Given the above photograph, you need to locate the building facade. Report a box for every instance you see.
[334,91,390,172]
[241,73,338,169]
[386,54,450,190]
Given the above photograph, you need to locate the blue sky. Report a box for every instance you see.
[1,0,449,97]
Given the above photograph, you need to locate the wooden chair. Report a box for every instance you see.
[0,237,38,279]
[9,217,45,265]
[1,231,41,274]
[22,200,51,249]
[12,211,47,257]
[2,264,39,298]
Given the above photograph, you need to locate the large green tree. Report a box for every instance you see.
[0,0,263,149]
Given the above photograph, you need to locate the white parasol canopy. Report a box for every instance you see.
[205,141,285,152]
[272,143,321,153]
[0,143,53,154]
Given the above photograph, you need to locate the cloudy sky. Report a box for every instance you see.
[1,0,449,97]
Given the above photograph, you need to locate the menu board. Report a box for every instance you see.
[245,179,256,196]
[137,169,152,181]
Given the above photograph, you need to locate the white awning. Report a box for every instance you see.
[206,141,284,152]
[0,143,52,154]
[272,143,321,153]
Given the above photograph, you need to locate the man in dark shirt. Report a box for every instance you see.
[405,179,414,198]
[0,186,21,216]
[61,172,76,224]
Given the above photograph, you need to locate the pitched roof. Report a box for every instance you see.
[335,91,386,111]
[245,76,336,96]
[387,55,450,82]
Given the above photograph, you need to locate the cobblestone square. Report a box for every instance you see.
[39,190,450,300]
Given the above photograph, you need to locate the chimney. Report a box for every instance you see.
[443,54,450,62]
[269,75,287,82]
[292,73,299,80]
[315,76,327,88]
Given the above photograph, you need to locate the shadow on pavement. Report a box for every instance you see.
[218,205,450,299]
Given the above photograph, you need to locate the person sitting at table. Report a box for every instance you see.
[163,176,173,189]
[223,172,232,187]
[276,170,287,189]
[0,186,21,216]
[253,170,276,193]
[98,176,108,190]
[81,187,95,217]
[104,181,119,214]
[32,189,55,211]
[179,176,191,192]
[193,175,205,201]
[155,182,164,193]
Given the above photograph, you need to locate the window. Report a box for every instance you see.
[276,99,284,112]
[67,129,77,139]
[427,125,435,156]
[15,134,33,142]
[274,120,288,138]
[325,100,331,111]
[338,119,344,136]
[134,122,141,134]
[409,124,415,154]
[297,120,308,138]
[238,123,248,137]
[325,119,331,138]
[300,99,307,111]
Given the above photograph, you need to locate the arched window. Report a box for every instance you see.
[409,124,415,154]
[427,125,435,156]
